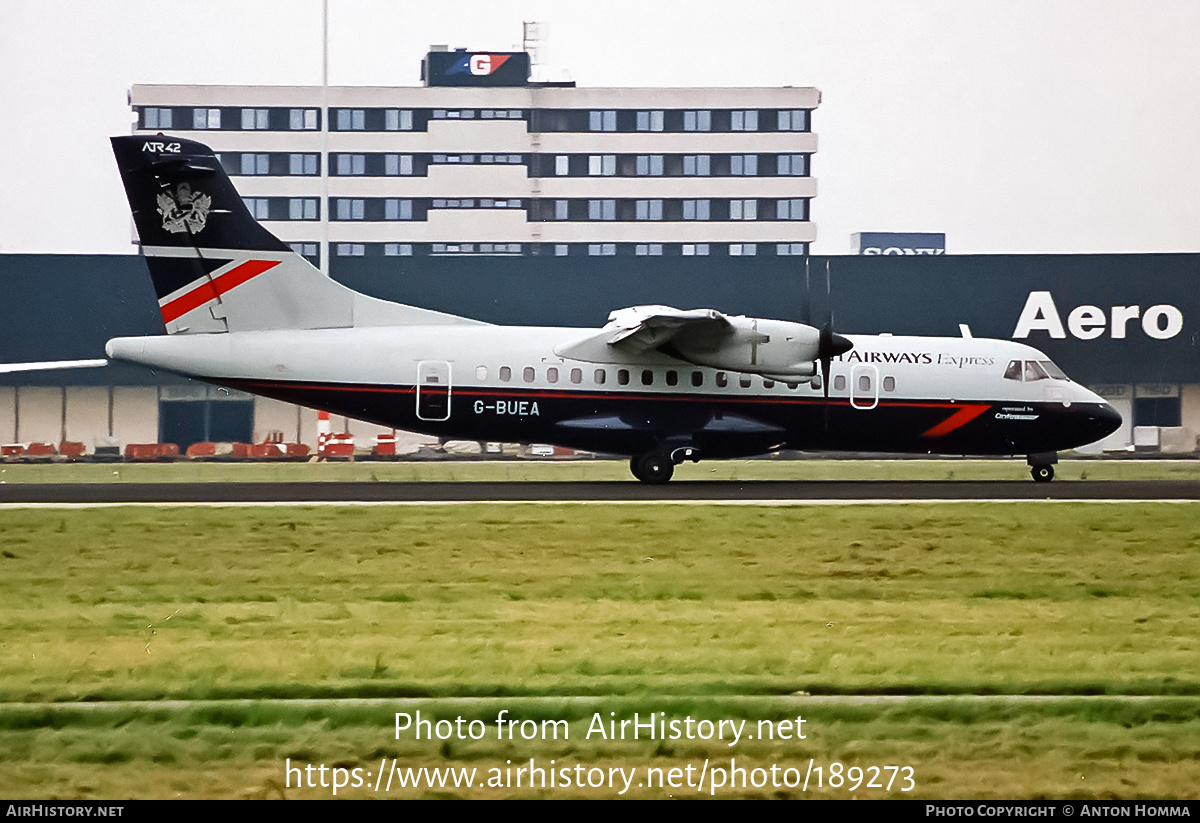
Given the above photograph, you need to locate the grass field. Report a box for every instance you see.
[2,456,1200,484]
[1,502,1197,798]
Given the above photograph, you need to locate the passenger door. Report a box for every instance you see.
[416,360,452,421]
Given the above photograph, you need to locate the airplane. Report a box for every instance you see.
[13,134,1124,483]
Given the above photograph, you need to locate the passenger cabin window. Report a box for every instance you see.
[739,375,752,388]
[500,366,512,382]
[594,368,606,385]
[618,369,630,386]
[716,372,728,388]
[547,367,559,383]
[692,371,704,387]
[763,379,775,389]
[883,376,896,392]
[642,370,654,386]
[834,375,847,391]
[666,370,678,387]
[570,368,582,384]
[859,374,872,392]
[476,366,487,381]
[812,374,822,391]
[523,367,535,383]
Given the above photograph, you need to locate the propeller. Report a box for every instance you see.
[803,258,853,429]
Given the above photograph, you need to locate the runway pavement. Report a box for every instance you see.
[2,479,1199,503]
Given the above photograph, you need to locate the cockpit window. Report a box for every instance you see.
[1004,360,1022,381]
[1024,360,1050,381]
[1040,360,1069,381]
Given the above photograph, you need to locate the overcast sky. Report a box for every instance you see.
[1,0,1197,256]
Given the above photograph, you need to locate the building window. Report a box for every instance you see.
[777,154,808,176]
[193,108,221,129]
[683,110,711,131]
[241,109,269,130]
[239,154,270,176]
[385,109,413,131]
[731,110,759,131]
[635,244,663,256]
[336,109,366,130]
[682,243,710,256]
[384,199,413,220]
[730,154,758,175]
[289,109,318,130]
[588,200,616,221]
[384,244,413,256]
[777,109,810,131]
[776,199,808,220]
[729,199,758,220]
[288,198,318,220]
[290,242,318,262]
[682,200,710,220]
[554,200,568,220]
[588,155,616,176]
[242,198,269,219]
[589,110,616,131]
[555,155,569,176]
[384,154,414,176]
[635,155,664,176]
[288,153,319,175]
[776,243,807,255]
[729,243,758,256]
[588,243,617,256]
[143,107,172,129]
[636,110,664,132]
[335,199,365,220]
[335,154,366,175]
[683,155,711,176]
[336,244,365,256]
[635,200,663,220]
[555,244,569,256]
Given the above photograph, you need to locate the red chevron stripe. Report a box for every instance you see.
[160,260,281,323]
[921,404,990,438]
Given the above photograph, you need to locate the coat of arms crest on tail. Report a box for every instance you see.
[157,182,212,234]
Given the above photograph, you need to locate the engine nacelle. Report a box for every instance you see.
[672,317,822,378]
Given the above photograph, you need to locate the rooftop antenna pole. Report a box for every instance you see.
[319,0,330,276]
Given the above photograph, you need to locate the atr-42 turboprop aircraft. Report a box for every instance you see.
[91,135,1119,482]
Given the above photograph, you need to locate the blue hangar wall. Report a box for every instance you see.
[1,252,1198,387]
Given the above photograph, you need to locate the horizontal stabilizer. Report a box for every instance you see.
[0,359,107,375]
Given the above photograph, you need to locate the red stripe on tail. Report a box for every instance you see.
[160,260,281,323]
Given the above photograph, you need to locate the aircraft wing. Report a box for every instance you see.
[0,359,108,375]
[602,305,733,353]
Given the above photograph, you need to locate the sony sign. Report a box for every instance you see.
[1012,291,1184,340]
[853,232,946,256]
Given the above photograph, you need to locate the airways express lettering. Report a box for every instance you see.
[843,351,932,365]
[841,351,994,368]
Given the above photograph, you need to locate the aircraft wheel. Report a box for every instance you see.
[1030,464,1055,483]
[630,453,675,484]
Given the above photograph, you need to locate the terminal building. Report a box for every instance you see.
[1,50,1197,459]
[130,48,820,265]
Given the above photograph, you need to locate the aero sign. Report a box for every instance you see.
[1013,291,1184,341]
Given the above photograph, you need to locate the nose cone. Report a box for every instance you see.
[1078,401,1122,446]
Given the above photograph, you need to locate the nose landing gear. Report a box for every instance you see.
[1027,452,1058,483]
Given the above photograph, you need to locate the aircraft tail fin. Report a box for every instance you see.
[110,135,483,334]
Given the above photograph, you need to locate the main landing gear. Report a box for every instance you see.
[629,445,701,484]
[1027,452,1058,483]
